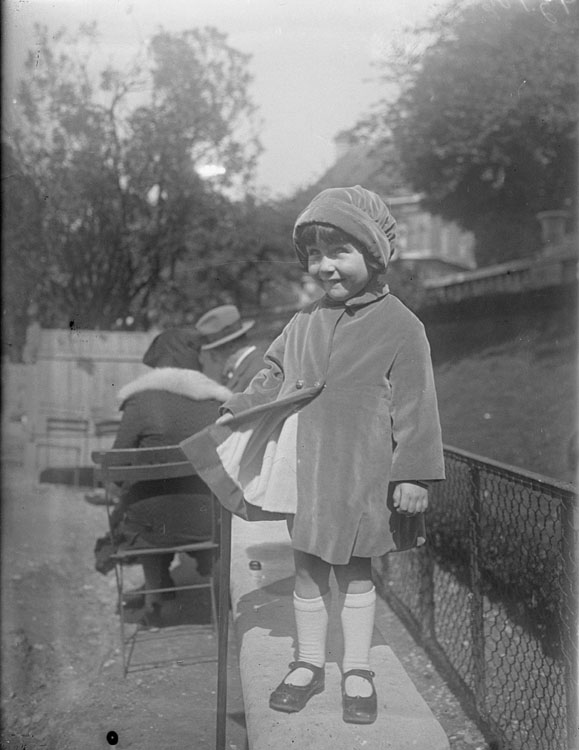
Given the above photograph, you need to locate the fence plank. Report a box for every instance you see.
[23,328,159,474]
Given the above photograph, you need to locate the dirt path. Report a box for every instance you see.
[1,465,246,750]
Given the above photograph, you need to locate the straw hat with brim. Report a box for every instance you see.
[195,305,255,351]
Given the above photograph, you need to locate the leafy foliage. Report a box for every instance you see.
[356,0,578,265]
[3,23,270,347]
[148,194,302,328]
[1,144,47,358]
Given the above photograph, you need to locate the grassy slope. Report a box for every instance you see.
[433,329,577,485]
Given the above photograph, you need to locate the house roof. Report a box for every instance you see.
[286,142,408,209]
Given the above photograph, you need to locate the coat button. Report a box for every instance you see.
[295,379,304,389]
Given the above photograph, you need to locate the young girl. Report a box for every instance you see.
[181,185,445,724]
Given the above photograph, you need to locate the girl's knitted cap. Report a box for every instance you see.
[293,185,396,270]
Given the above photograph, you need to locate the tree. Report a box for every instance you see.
[355,0,578,265]
[145,193,302,328]
[2,23,263,337]
[1,143,48,359]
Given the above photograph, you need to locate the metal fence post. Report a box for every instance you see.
[416,545,436,642]
[215,505,232,750]
[469,464,487,718]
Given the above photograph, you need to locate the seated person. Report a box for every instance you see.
[98,327,232,626]
[195,304,266,392]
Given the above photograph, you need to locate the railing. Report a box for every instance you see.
[422,253,578,306]
[373,446,577,750]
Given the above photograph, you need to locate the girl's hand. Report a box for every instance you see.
[392,482,428,515]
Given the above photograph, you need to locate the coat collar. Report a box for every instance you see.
[320,279,390,310]
[117,367,233,406]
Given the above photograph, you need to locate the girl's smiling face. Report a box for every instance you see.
[306,239,372,302]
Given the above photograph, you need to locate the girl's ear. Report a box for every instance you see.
[365,255,383,272]
[365,257,388,292]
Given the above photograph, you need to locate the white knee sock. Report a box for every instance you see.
[285,592,330,686]
[341,587,376,696]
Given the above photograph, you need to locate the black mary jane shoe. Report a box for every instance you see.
[341,669,378,724]
[269,660,325,713]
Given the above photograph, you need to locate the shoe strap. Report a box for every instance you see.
[343,668,375,681]
[288,660,324,674]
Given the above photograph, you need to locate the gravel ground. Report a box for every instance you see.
[0,461,246,750]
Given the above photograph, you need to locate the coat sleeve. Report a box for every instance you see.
[219,328,287,415]
[388,323,445,482]
[111,399,141,450]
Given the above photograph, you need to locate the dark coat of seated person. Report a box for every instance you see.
[101,327,233,626]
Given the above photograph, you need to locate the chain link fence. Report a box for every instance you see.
[374,446,577,750]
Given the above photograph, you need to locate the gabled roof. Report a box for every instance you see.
[286,141,409,209]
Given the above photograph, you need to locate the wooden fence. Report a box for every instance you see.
[21,328,159,475]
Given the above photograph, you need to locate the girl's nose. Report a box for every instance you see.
[318,255,335,275]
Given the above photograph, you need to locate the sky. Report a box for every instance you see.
[3,0,446,198]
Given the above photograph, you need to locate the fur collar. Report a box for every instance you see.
[118,367,233,405]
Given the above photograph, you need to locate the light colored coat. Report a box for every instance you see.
[181,287,445,564]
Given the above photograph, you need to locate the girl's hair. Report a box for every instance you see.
[295,223,381,268]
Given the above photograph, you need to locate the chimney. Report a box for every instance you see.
[537,210,568,247]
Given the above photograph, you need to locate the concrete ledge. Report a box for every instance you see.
[229,516,449,750]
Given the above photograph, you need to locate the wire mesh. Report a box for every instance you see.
[377,447,577,750]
